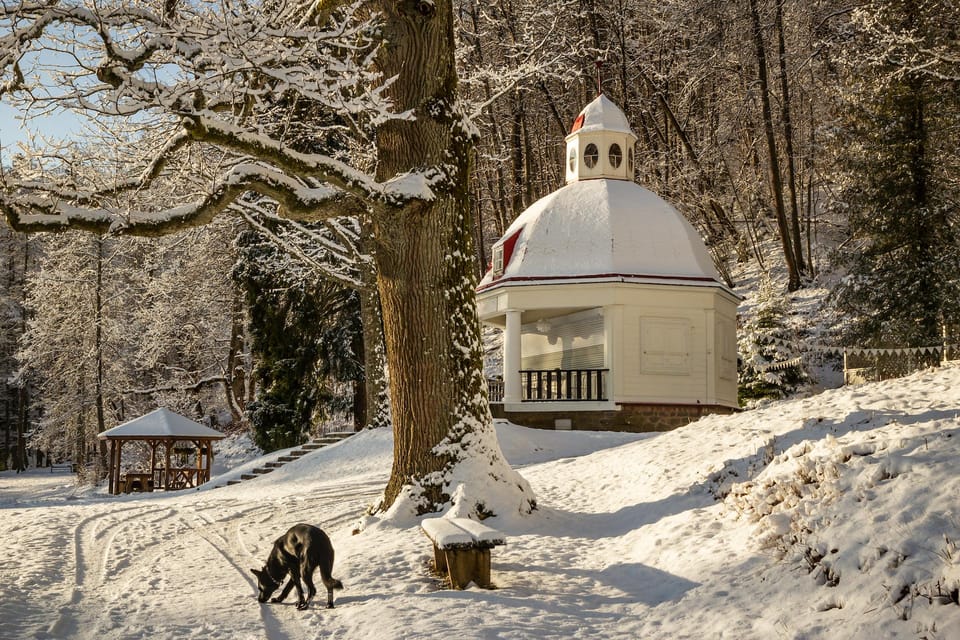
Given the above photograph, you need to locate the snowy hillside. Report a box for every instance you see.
[3,364,960,639]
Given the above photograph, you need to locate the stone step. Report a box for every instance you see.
[300,443,324,450]
[252,467,273,475]
[265,461,284,468]
[240,473,257,481]
[277,455,300,462]
[227,480,242,486]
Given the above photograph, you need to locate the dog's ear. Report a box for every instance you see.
[251,568,262,578]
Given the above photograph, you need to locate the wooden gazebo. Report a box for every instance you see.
[98,408,226,495]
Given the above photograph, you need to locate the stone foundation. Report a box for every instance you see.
[491,402,737,433]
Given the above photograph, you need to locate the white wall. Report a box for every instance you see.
[477,280,740,408]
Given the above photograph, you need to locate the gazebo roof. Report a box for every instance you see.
[98,407,226,440]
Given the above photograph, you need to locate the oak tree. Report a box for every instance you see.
[0,1,535,518]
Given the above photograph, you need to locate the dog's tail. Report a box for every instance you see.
[323,577,344,591]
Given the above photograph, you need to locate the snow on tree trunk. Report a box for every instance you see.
[372,0,535,519]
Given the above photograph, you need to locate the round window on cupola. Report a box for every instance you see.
[609,143,622,169]
[584,143,599,169]
[568,146,577,173]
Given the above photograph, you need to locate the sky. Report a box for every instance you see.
[3,363,960,639]
[0,102,29,161]
[0,101,87,164]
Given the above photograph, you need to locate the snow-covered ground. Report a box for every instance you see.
[4,364,960,639]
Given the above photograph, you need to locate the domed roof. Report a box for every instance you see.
[478,179,721,290]
[568,94,634,137]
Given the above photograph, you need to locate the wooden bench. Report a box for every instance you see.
[421,517,506,589]
[50,463,75,473]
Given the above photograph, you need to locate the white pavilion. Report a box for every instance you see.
[476,94,739,431]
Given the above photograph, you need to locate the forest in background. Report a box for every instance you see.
[1,0,958,476]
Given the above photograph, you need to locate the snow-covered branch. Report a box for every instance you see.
[0,0,448,235]
[0,159,366,235]
[848,4,960,81]
[236,206,366,291]
[123,376,229,397]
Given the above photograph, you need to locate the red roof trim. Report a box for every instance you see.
[571,113,585,133]
[477,272,720,292]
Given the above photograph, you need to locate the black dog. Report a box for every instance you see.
[251,523,343,609]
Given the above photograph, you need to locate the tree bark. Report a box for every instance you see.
[226,287,248,426]
[372,0,534,517]
[775,0,806,275]
[748,0,801,291]
[94,236,108,477]
[14,385,27,472]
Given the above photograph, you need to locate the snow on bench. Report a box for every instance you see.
[421,517,506,589]
[50,463,75,473]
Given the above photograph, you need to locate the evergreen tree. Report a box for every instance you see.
[738,278,810,404]
[233,229,361,452]
[828,0,960,350]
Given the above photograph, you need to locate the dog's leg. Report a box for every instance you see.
[302,565,318,609]
[271,577,295,604]
[287,566,307,609]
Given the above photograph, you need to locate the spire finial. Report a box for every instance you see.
[595,60,602,96]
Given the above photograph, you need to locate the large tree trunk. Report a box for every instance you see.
[372,0,535,518]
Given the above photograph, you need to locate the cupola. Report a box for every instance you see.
[565,94,638,183]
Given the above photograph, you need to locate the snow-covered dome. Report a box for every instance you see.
[568,94,634,137]
[478,93,721,293]
[478,179,720,290]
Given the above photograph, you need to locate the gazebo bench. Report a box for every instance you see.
[421,517,506,589]
[50,463,75,473]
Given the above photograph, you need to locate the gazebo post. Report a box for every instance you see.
[107,440,116,495]
[205,441,213,484]
[503,309,523,404]
[195,439,202,483]
[149,441,158,489]
[114,440,124,495]
[164,440,172,491]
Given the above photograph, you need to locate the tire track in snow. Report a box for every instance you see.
[44,503,172,640]
[25,475,382,639]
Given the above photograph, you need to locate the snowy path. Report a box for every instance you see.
[3,471,384,640]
